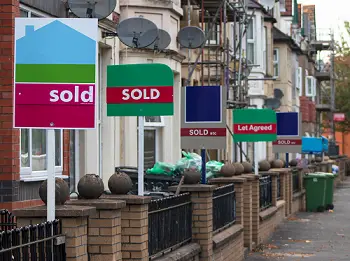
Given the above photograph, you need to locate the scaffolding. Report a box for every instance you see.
[311,28,335,140]
[181,0,251,161]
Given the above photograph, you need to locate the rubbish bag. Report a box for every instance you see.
[206,160,224,179]
[175,151,202,173]
[146,162,175,176]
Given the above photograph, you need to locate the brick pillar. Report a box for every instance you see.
[0,0,20,210]
[208,177,246,225]
[250,175,260,245]
[287,171,293,215]
[102,194,151,261]
[66,199,126,261]
[13,205,95,261]
[270,174,278,206]
[241,174,256,250]
[169,184,216,261]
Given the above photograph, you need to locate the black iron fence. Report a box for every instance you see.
[212,184,236,232]
[0,219,66,261]
[260,175,272,211]
[292,170,300,193]
[0,209,16,231]
[277,175,281,201]
[148,193,192,258]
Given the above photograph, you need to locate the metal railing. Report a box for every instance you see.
[0,209,16,231]
[212,184,236,232]
[148,193,192,258]
[277,175,281,201]
[260,175,272,211]
[293,171,301,193]
[0,219,66,261]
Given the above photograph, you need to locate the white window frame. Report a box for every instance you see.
[297,67,303,96]
[312,77,317,96]
[305,76,314,97]
[20,130,64,181]
[273,48,279,78]
[263,26,267,72]
[19,4,66,181]
[246,17,255,63]
[144,116,164,165]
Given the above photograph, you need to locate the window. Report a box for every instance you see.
[312,77,317,96]
[273,48,279,78]
[20,4,47,18]
[204,23,219,44]
[305,76,313,97]
[20,129,63,180]
[263,26,267,72]
[297,67,303,96]
[142,117,164,170]
[280,0,286,12]
[247,18,255,63]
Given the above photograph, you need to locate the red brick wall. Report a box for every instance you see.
[281,0,292,16]
[0,0,20,210]
[298,4,302,28]
[63,130,70,176]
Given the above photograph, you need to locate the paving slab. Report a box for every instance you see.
[246,178,350,261]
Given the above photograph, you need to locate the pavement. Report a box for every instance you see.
[246,177,350,261]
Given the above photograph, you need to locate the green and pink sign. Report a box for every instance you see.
[106,64,174,116]
[14,18,98,129]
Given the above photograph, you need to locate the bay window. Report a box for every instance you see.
[247,18,255,63]
[273,48,279,78]
[20,129,64,180]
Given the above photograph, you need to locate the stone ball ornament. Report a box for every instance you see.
[259,160,271,171]
[183,169,201,184]
[220,163,236,177]
[108,171,133,195]
[271,159,284,169]
[39,178,70,205]
[77,174,105,199]
[289,159,298,167]
[233,163,244,175]
[242,161,253,173]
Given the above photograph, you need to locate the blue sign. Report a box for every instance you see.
[276,112,299,136]
[185,85,222,123]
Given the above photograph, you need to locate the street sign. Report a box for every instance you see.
[273,112,302,153]
[181,86,227,149]
[233,109,277,142]
[106,64,174,116]
[334,113,345,122]
[14,18,98,129]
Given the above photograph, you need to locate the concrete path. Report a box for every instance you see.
[246,178,350,261]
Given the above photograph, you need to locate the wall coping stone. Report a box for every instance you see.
[66,199,126,210]
[208,177,246,184]
[101,194,152,204]
[259,206,278,221]
[269,168,291,174]
[276,200,286,209]
[13,205,96,217]
[153,243,201,261]
[292,190,306,201]
[241,174,259,180]
[213,224,244,249]
[260,171,279,176]
[169,184,217,192]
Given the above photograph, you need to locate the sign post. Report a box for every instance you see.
[14,18,98,221]
[233,109,277,175]
[107,64,174,195]
[181,86,227,183]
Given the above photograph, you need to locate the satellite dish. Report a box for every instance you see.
[116,17,158,48]
[146,29,171,50]
[177,26,205,49]
[67,0,116,20]
[260,0,275,10]
[264,98,281,110]
[274,88,284,100]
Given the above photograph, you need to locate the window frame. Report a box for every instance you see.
[144,116,165,127]
[263,26,267,72]
[305,76,314,97]
[297,67,303,96]
[273,48,279,78]
[246,17,255,63]
[19,4,66,182]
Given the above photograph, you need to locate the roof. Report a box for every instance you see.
[272,26,302,54]
[248,0,277,23]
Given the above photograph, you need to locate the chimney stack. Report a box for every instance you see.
[281,0,292,16]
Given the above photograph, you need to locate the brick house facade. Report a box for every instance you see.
[0,0,71,210]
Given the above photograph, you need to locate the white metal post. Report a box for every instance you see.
[254,142,259,175]
[138,116,144,196]
[47,129,56,221]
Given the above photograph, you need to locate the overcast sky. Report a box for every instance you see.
[298,0,349,43]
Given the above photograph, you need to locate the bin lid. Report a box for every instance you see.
[314,172,335,179]
[303,173,327,179]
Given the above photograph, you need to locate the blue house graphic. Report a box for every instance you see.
[16,20,96,64]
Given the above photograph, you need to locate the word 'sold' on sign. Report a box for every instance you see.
[106,63,174,116]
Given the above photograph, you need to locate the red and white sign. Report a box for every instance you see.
[106,86,173,104]
[333,113,345,122]
[181,128,226,137]
[233,123,277,134]
[273,139,302,146]
[14,83,96,128]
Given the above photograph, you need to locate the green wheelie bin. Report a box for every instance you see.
[303,173,327,212]
[314,172,335,210]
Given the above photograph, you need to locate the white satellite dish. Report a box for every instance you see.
[260,0,275,10]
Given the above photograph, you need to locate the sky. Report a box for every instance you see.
[298,0,349,43]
